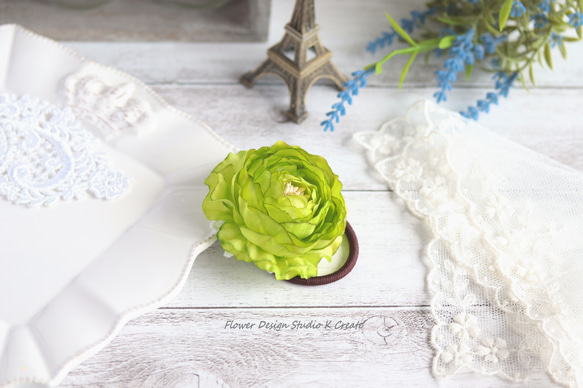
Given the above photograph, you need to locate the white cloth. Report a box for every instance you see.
[0,24,236,387]
[354,100,583,387]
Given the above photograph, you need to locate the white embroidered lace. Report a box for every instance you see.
[65,74,155,140]
[354,101,583,387]
[0,94,130,207]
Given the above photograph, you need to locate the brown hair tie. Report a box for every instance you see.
[286,221,359,286]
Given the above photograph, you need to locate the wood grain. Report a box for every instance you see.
[164,191,431,309]
[38,0,583,386]
[63,0,583,87]
[59,308,555,387]
[153,84,583,183]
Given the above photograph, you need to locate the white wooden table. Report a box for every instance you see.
[57,1,583,386]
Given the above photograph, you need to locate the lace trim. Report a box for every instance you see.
[354,101,580,387]
[65,74,155,140]
[0,94,130,207]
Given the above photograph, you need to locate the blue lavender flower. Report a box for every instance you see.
[480,33,506,54]
[474,44,485,60]
[434,30,508,119]
[460,72,518,120]
[550,31,564,48]
[569,11,583,28]
[495,71,519,97]
[366,9,435,54]
[531,13,548,29]
[434,29,476,103]
[510,1,526,18]
[366,32,395,54]
[401,18,415,33]
[441,27,456,37]
[411,10,433,25]
[468,0,479,4]
[463,106,480,120]
[539,0,552,13]
[485,92,498,105]
[434,27,457,57]
[321,68,374,132]
[477,99,490,112]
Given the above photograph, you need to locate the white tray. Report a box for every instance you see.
[0,24,235,387]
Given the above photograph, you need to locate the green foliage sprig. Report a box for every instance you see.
[322,0,583,128]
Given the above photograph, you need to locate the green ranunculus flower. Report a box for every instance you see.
[202,141,346,280]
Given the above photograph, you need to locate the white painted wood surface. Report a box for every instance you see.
[51,0,582,386]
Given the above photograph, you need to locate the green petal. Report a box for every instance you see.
[255,169,273,195]
[239,173,262,210]
[202,150,249,222]
[240,225,292,256]
[281,221,316,240]
[202,173,234,222]
[217,222,247,254]
[239,199,289,240]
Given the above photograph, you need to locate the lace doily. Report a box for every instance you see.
[354,101,583,387]
[0,94,130,207]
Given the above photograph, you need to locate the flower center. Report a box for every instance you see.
[284,182,306,196]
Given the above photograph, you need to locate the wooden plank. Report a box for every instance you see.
[66,37,583,87]
[165,191,430,308]
[59,307,555,387]
[14,2,581,387]
[152,84,583,185]
[62,0,583,87]
[150,83,583,309]
[152,84,393,192]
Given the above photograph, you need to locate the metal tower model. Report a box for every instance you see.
[240,0,347,123]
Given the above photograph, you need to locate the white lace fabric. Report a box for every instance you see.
[354,101,583,387]
[0,93,130,207]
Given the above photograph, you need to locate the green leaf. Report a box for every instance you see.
[543,42,553,70]
[485,8,496,24]
[375,46,423,68]
[499,0,513,31]
[416,38,442,51]
[465,64,473,81]
[436,17,473,26]
[518,68,529,91]
[529,63,536,87]
[559,40,567,59]
[438,35,457,49]
[399,52,418,90]
[375,62,383,75]
[391,46,423,55]
[386,13,417,47]
[368,40,443,79]
[436,17,459,26]
[483,20,501,35]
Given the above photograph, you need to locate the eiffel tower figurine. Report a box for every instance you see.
[240,0,347,123]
